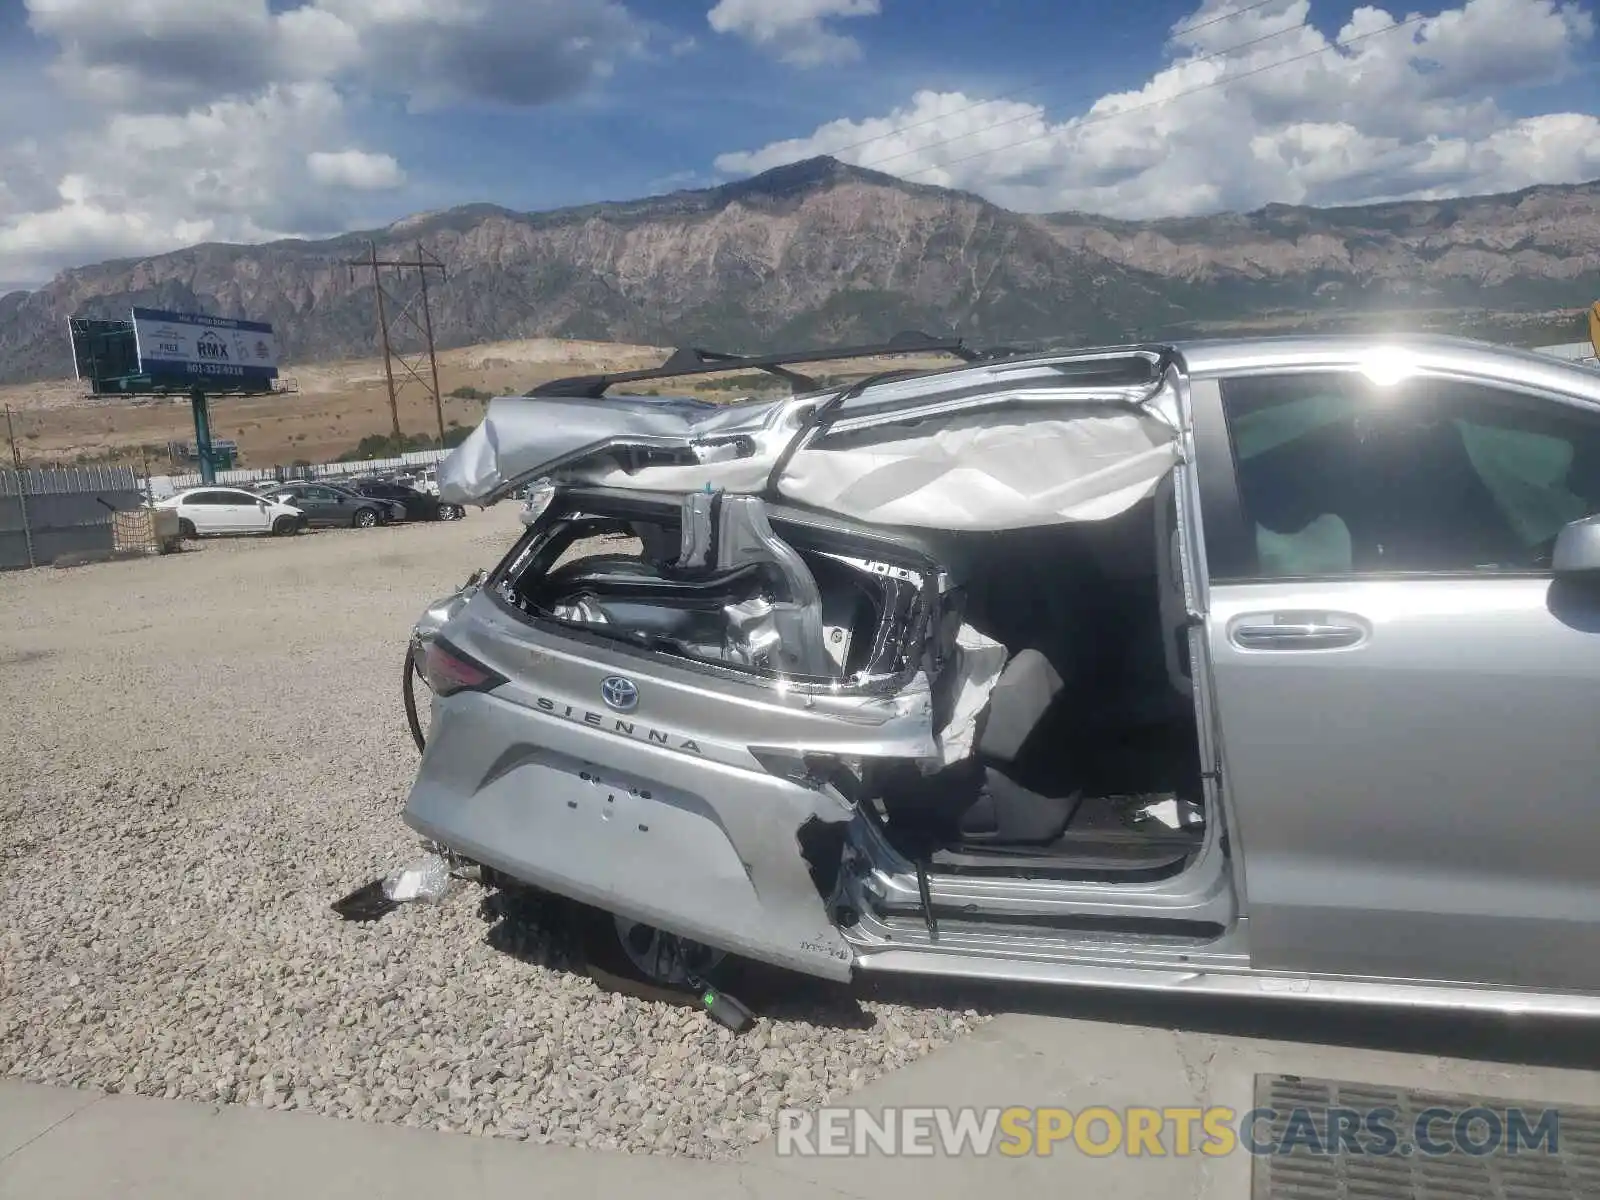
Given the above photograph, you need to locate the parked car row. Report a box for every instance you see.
[153,475,465,539]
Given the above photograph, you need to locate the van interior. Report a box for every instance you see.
[872,481,1205,883]
[496,476,1206,887]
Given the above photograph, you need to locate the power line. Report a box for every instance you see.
[894,11,1427,183]
[793,0,1292,167]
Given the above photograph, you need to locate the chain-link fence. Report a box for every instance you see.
[152,447,450,496]
[0,465,147,569]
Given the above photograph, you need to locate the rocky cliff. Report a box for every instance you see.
[3,156,1598,383]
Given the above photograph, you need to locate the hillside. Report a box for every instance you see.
[2,157,1599,384]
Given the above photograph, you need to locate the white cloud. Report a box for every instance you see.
[27,0,646,112]
[0,0,653,282]
[0,84,392,281]
[314,0,646,111]
[27,0,290,110]
[714,0,1600,215]
[307,150,406,191]
[707,0,880,66]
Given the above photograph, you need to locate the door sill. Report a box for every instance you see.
[848,932,1600,1018]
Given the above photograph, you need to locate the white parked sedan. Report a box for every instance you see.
[155,487,305,538]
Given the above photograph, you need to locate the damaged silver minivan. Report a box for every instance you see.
[404,333,1600,1016]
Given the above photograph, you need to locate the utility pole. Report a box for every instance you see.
[344,241,448,445]
[4,404,20,471]
[370,242,400,439]
[6,405,34,569]
[417,243,445,443]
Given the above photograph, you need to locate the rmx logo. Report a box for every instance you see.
[195,332,230,361]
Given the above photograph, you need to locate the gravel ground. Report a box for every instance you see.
[0,510,984,1156]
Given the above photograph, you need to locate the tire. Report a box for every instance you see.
[440,504,465,522]
[271,515,298,536]
[402,641,430,753]
[603,914,728,988]
[353,507,379,529]
[178,518,197,540]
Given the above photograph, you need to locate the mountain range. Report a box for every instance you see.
[3,155,1598,384]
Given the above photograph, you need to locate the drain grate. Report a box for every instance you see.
[1250,1075,1600,1200]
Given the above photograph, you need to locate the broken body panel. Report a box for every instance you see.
[406,489,956,980]
[406,351,1226,984]
[402,334,1600,1016]
[440,351,1181,531]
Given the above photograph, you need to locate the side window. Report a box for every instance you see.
[1217,373,1600,579]
[187,491,223,505]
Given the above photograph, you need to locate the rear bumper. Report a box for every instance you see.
[404,688,857,980]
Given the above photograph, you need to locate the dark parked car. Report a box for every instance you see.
[261,482,397,528]
[350,479,465,522]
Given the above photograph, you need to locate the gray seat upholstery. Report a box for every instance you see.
[978,649,1063,762]
[882,648,1080,847]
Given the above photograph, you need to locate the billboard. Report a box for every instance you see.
[67,317,139,391]
[130,307,279,389]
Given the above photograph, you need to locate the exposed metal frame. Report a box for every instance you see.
[531,330,995,399]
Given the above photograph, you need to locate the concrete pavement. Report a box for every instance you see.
[752,995,1600,1198]
[7,1001,1600,1199]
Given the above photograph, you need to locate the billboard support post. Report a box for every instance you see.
[190,386,215,485]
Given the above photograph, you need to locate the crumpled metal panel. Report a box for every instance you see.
[440,387,1179,532]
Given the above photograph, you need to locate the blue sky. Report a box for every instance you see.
[236,0,1233,213]
[495,0,1216,207]
[1,0,1599,285]
[306,0,1600,212]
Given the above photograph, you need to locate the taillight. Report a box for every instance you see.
[422,637,507,697]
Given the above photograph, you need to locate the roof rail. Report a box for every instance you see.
[529,330,985,399]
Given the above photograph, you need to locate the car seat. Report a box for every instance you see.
[880,648,1082,847]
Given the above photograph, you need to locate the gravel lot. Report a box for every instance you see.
[0,510,982,1156]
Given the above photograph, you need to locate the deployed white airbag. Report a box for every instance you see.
[441,385,1180,532]
[931,624,1009,766]
[777,410,1178,530]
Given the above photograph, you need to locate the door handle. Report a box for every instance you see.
[1229,614,1366,651]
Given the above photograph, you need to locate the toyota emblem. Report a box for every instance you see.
[600,675,639,712]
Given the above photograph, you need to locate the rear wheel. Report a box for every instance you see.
[178,518,197,540]
[439,504,464,522]
[609,916,727,988]
[353,507,379,529]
